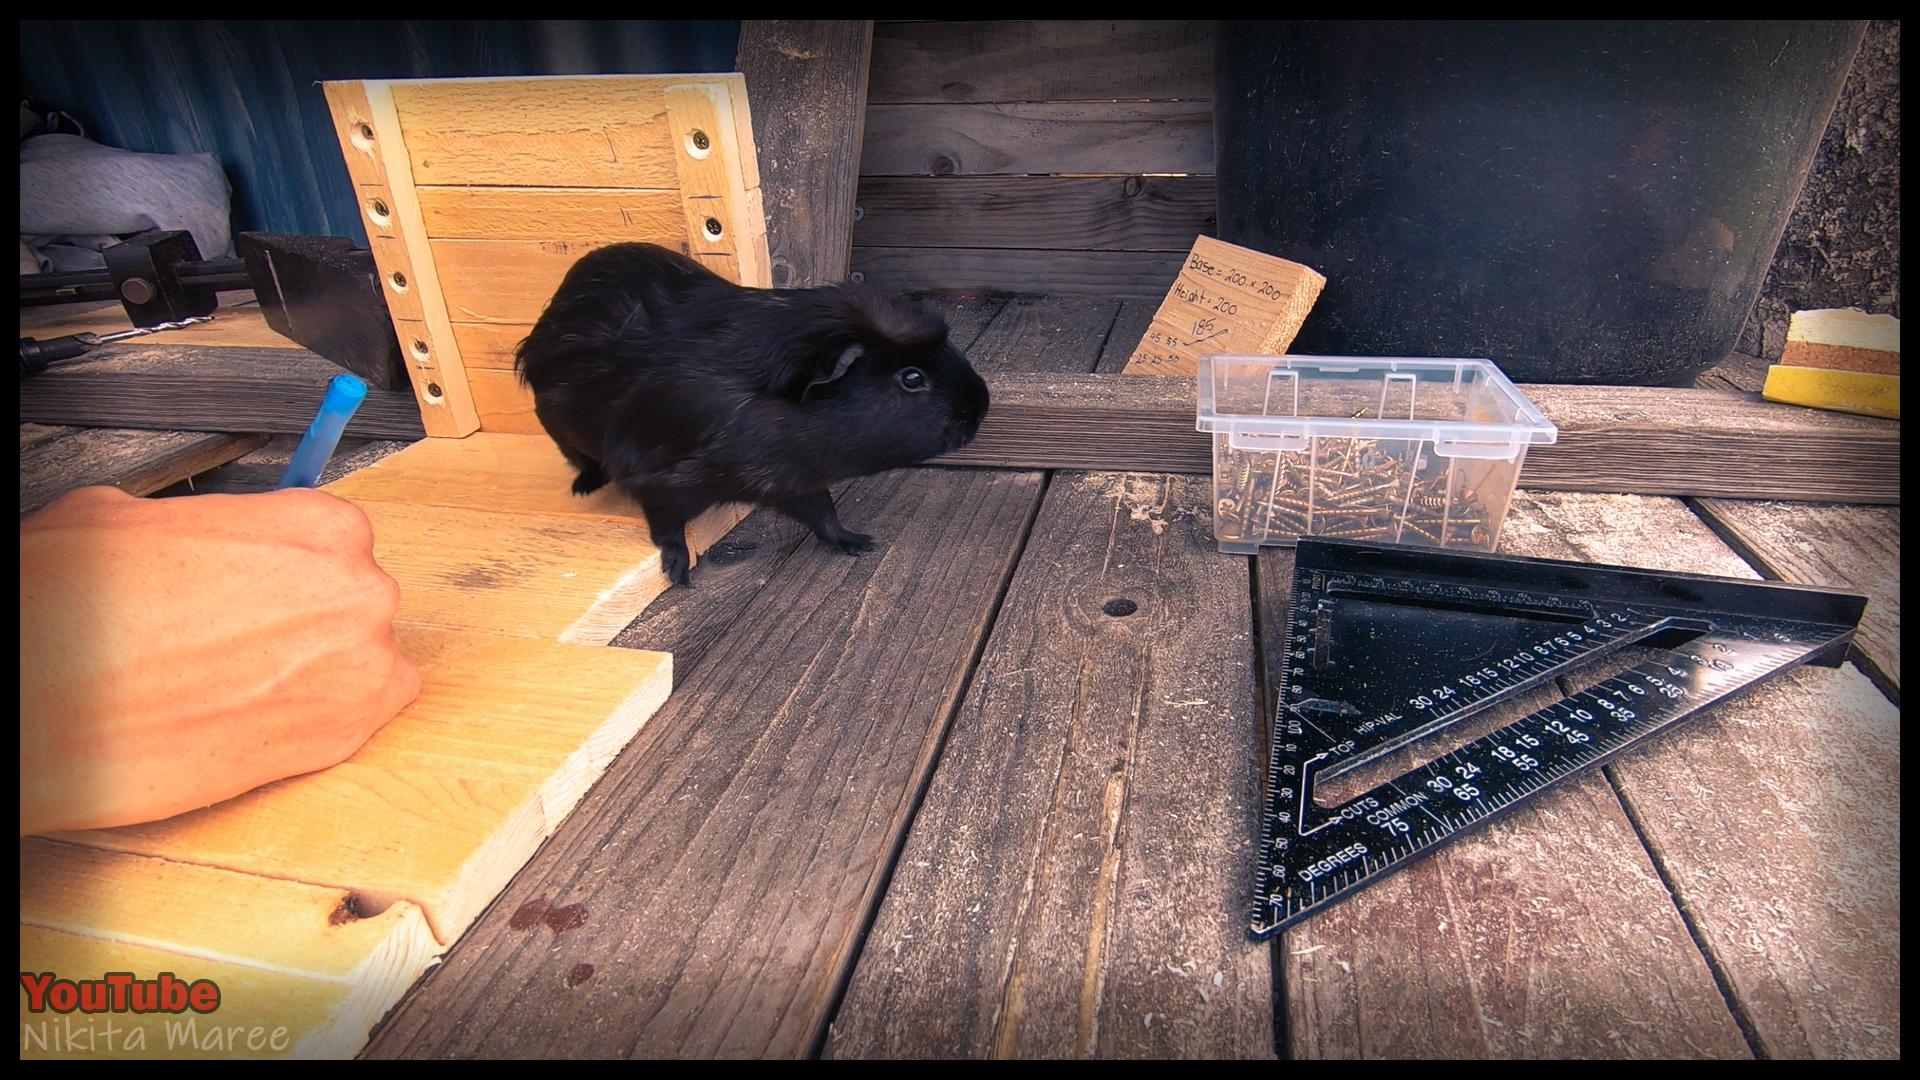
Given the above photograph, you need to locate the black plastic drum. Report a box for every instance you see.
[1214,21,1866,384]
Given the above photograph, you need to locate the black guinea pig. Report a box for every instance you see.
[514,242,990,587]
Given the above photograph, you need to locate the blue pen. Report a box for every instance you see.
[277,374,369,489]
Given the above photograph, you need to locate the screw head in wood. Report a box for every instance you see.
[704,217,724,238]
[692,130,710,151]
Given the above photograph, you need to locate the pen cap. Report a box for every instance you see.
[277,373,369,489]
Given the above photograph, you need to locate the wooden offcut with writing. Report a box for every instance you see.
[1124,235,1325,377]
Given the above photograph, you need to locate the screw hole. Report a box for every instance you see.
[686,129,712,158]
[849,270,865,284]
[704,217,723,238]
[410,338,430,359]
[425,382,443,400]
[351,121,375,151]
[389,271,409,292]
[366,197,391,227]
[1102,598,1138,618]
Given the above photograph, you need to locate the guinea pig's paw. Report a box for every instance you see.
[570,462,610,496]
[661,545,694,587]
[828,531,877,556]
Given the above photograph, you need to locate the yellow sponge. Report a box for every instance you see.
[1762,364,1900,420]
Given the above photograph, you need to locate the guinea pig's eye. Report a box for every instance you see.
[898,368,929,392]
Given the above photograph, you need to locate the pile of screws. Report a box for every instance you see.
[1213,436,1491,548]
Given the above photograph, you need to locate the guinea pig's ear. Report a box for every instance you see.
[769,340,865,401]
[802,343,864,401]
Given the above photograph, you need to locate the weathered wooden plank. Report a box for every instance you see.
[23,359,1902,504]
[19,293,299,350]
[1691,500,1899,697]
[854,175,1217,251]
[59,626,675,947]
[868,20,1214,103]
[853,246,1185,297]
[925,374,1902,504]
[963,295,1125,375]
[825,473,1271,1059]
[20,372,429,440]
[20,428,266,516]
[1097,299,1161,373]
[860,102,1215,176]
[1496,491,1902,1060]
[1695,352,1771,393]
[153,436,414,498]
[1263,497,1757,1058]
[363,466,1049,1058]
[738,21,874,287]
[921,293,1011,347]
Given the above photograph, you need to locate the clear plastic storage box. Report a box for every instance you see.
[1196,356,1558,554]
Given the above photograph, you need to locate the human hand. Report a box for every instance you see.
[20,486,420,836]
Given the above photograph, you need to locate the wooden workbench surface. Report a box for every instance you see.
[359,297,1898,1059]
[17,296,1899,1059]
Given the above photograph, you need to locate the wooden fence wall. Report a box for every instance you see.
[850,21,1218,297]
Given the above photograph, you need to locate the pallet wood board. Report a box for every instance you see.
[853,246,1186,297]
[1690,500,1900,696]
[737,20,874,287]
[19,427,266,516]
[927,373,1902,504]
[824,473,1273,1059]
[854,175,1218,252]
[21,371,429,440]
[1122,235,1326,376]
[860,101,1215,176]
[323,74,771,436]
[18,294,299,350]
[1497,491,1902,1060]
[867,20,1213,103]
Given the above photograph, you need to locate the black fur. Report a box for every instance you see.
[514,243,990,586]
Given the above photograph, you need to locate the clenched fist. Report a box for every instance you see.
[20,486,421,836]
